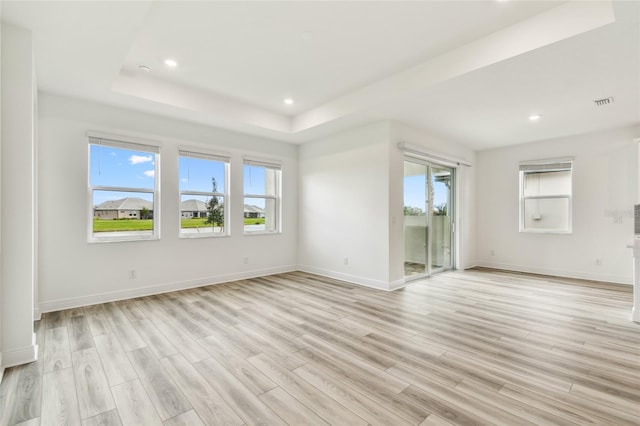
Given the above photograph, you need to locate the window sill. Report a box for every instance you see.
[89,234,160,243]
[243,231,281,236]
[180,232,229,239]
[520,229,572,235]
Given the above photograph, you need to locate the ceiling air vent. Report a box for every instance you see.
[594,97,614,106]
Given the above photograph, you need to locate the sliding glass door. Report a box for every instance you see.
[403,159,454,278]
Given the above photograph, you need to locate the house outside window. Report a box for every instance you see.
[88,134,160,242]
[179,150,229,237]
[519,158,573,234]
[243,158,281,234]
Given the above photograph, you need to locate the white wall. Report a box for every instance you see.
[1,23,37,368]
[298,121,476,290]
[389,122,476,284]
[298,122,392,289]
[476,126,638,284]
[38,94,298,311]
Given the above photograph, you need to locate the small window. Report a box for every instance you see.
[243,158,281,234]
[89,135,160,242]
[519,158,572,233]
[179,150,229,237]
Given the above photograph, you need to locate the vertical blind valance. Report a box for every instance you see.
[243,156,282,170]
[88,135,160,154]
[179,149,230,163]
[397,142,472,167]
[519,158,573,173]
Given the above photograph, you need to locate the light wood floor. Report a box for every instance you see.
[1,269,638,425]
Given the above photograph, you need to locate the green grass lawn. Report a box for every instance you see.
[181,218,265,227]
[93,217,265,232]
[93,219,153,232]
[181,218,211,229]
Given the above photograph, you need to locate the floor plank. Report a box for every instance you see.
[163,410,205,426]
[247,352,368,426]
[81,409,122,426]
[94,333,138,387]
[0,361,42,425]
[160,353,244,425]
[72,348,116,419]
[127,348,191,421]
[258,386,329,425]
[43,327,72,373]
[68,315,96,352]
[83,305,112,337]
[194,356,287,426]
[111,379,163,426]
[41,368,81,426]
[131,319,179,359]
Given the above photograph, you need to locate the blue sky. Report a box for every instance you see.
[404,175,448,213]
[90,145,156,205]
[243,165,268,208]
[90,145,268,206]
[243,165,267,195]
[179,156,226,192]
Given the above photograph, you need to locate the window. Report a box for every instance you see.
[179,150,229,237]
[243,158,281,234]
[519,158,572,233]
[88,135,160,242]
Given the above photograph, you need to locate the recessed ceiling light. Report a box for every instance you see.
[164,58,178,68]
[138,65,151,72]
[283,98,294,105]
[528,114,542,121]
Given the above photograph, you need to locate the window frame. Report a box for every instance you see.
[87,134,161,243]
[519,158,573,234]
[243,157,282,235]
[178,149,230,238]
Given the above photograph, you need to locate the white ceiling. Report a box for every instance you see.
[2,1,638,150]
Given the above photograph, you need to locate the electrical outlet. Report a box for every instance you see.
[344,257,349,265]
[243,257,249,264]
[128,269,137,279]
[596,259,602,266]
[490,250,495,256]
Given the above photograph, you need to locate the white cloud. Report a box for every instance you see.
[143,170,155,177]
[129,155,153,165]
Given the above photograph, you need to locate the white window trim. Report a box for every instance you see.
[179,150,230,238]
[243,159,282,235]
[88,136,161,243]
[519,158,573,234]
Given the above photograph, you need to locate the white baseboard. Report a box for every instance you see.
[475,260,632,285]
[39,265,297,313]
[34,307,41,321]
[389,279,408,291]
[297,265,403,291]
[2,343,38,369]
